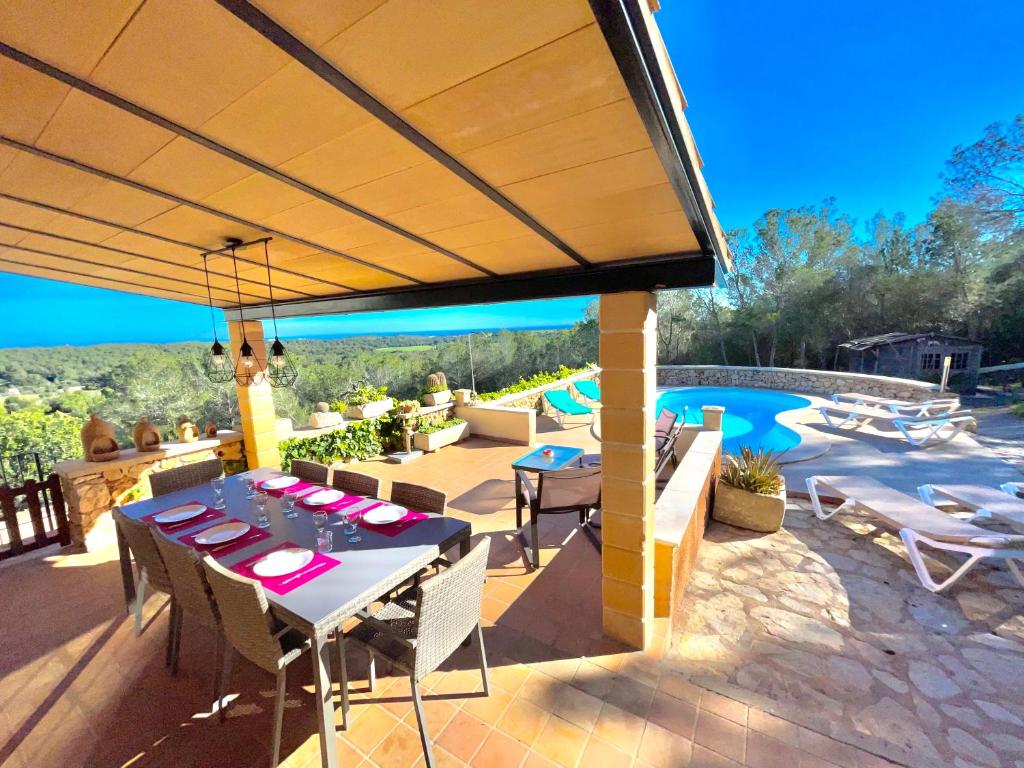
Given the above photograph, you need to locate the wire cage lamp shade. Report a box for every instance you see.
[202,254,235,384]
[227,241,266,387]
[261,240,298,388]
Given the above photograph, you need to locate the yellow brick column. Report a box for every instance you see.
[599,292,657,649]
[228,320,281,469]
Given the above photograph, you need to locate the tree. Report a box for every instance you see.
[942,115,1024,227]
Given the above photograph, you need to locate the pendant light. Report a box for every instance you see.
[261,239,298,388]
[202,254,234,384]
[228,241,265,387]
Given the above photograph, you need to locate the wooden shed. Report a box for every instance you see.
[841,332,983,389]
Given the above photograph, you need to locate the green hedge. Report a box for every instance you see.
[278,419,383,470]
[476,365,592,402]
[417,417,465,435]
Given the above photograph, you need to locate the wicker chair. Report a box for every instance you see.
[201,556,312,767]
[390,481,446,514]
[153,533,226,705]
[112,508,178,654]
[331,469,381,498]
[149,458,224,498]
[338,538,491,767]
[516,466,602,568]
[289,459,329,485]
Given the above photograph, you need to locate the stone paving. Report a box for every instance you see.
[667,500,1024,768]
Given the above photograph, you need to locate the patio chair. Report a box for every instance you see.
[201,556,313,767]
[655,407,680,450]
[331,468,381,498]
[289,458,329,485]
[543,389,593,427]
[337,538,491,768]
[391,480,446,514]
[918,483,1024,529]
[573,379,601,403]
[818,402,975,446]
[831,392,960,417]
[516,466,602,568]
[806,475,1024,593]
[152,533,226,707]
[149,458,224,498]
[655,422,682,477]
[111,508,178,650]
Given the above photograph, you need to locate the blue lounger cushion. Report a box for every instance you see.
[574,380,601,402]
[544,389,592,416]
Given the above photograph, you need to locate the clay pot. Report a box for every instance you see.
[204,421,218,438]
[177,417,200,443]
[132,418,162,452]
[81,414,120,463]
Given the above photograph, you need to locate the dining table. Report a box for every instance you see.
[115,467,471,768]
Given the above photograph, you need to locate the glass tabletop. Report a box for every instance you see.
[512,444,584,472]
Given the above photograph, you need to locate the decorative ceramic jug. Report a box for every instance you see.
[132,418,162,452]
[81,414,120,462]
[204,421,218,438]
[176,417,200,443]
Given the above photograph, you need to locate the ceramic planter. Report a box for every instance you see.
[346,397,394,420]
[413,421,469,452]
[422,389,452,406]
[712,478,787,533]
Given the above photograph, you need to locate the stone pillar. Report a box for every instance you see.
[599,292,657,649]
[228,320,280,469]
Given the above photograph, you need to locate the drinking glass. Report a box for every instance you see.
[244,475,257,499]
[253,491,270,529]
[344,509,362,544]
[312,510,328,532]
[210,476,226,510]
[315,528,333,553]
[282,492,300,519]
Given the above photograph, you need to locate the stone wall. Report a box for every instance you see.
[658,365,939,401]
[487,368,600,411]
[55,433,245,549]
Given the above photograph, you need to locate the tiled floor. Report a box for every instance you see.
[1,419,900,768]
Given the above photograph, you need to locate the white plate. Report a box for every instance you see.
[194,521,250,546]
[154,503,206,524]
[252,547,314,578]
[303,488,344,506]
[261,475,300,490]
[362,504,406,525]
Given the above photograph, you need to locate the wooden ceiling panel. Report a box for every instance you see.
[99,231,202,263]
[0,0,142,76]
[135,206,267,251]
[14,233,98,258]
[342,162,476,218]
[90,0,291,128]
[404,25,628,156]
[251,0,388,48]
[203,173,313,223]
[457,235,579,274]
[267,253,408,292]
[0,145,15,178]
[0,224,31,244]
[33,212,124,244]
[0,262,206,305]
[201,62,370,167]
[0,194,61,229]
[562,209,699,262]
[387,193,507,237]
[319,0,593,110]
[128,137,253,201]
[0,58,69,144]
[0,151,107,209]
[259,199,364,240]
[71,181,178,227]
[343,242,480,284]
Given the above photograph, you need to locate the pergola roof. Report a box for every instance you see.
[0,0,729,319]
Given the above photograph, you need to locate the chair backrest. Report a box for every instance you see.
[290,459,329,485]
[112,508,174,594]
[391,480,446,514]
[149,458,224,498]
[655,408,679,437]
[537,467,602,511]
[153,532,219,629]
[655,424,681,476]
[332,469,381,498]
[201,556,285,674]
[412,536,490,680]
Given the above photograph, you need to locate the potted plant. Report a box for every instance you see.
[421,372,452,406]
[345,385,394,420]
[413,417,469,452]
[712,446,787,532]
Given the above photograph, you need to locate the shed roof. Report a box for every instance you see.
[841,332,981,352]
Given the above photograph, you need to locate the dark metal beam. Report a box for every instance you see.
[0,135,412,288]
[215,0,592,269]
[0,42,496,279]
[588,0,727,269]
[224,252,715,320]
[0,191,352,292]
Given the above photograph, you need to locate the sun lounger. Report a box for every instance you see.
[918,483,1024,531]
[806,475,1024,592]
[573,380,601,403]
[818,402,975,446]
[1001,482,1023,498]
[543,389,593,426]
[655,407,680,450]
[832,392,960,417]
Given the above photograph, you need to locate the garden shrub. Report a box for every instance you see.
[476,365,592,401]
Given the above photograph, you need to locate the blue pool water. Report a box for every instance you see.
[655,387,810,455]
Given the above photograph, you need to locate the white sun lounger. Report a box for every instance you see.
[831,392,960,417]
[918,483,1024,531]
[1002,482,1023,498]
[818,402,975,446]
[806,475,1024,592]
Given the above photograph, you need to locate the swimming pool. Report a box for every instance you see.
[655,386,810,455]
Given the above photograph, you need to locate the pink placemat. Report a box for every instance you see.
[180,519,272,558]
[298,491,363,514]
[356,505,429,538]
[258,476,318,498]
[230,541,340,595]
[141,502,225,532]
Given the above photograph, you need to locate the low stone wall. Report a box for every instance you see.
[487,368,600,411]
[55,433,245,549]
[658,365,938,401]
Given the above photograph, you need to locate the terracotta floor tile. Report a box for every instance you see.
[482,597,509,624]
[603,676,656,720]
[521,751,560,768]
[658,671,702,706]
[489,581,523,605]
[797,728,861,768]
[593,702,646,757]
[570,659,616,700]
[436,710,491,764]
[690,744,743,767]
[344,704,401,755]
[693,710,746,764]
[855,751,899,768]
[517,671,559,711]
[470,728,528,768]
[547,681,603,731]
[462,687,513,723]
[579,734,633,768]
[432,670,484,698]
[496,698,549,747]
[648,690,698,741]
[746,730,805,768]
[747,709,800,746]
[799,753,842,768]
[532,715,589,768]
[530,657,581,685]
[638,721,694,768]
[370,722,427,768]
[489,662,531,696]
[402,697,460,739]
[699,691,748,727]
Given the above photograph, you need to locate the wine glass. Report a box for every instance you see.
[315,528,333,553]
[253,491,270,529]
[312,510,328,532]
[244,475,257,499]
[282,492,300,519]
[344,509,362,544]
[210,476,226,509]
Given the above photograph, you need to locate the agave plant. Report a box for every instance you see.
[721,446,783,495]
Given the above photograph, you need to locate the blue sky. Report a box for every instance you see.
[2,0,1022,348]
